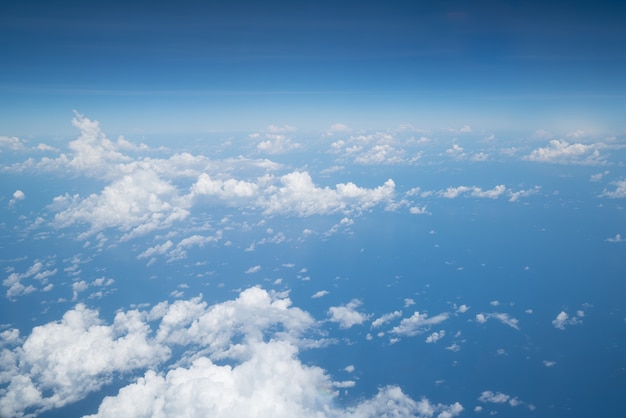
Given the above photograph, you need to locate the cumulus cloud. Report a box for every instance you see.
[0,287,461,418]
[425,330,445,343]
[2,260,57,300]
[258,172,395,217]
[438,185,507,199]
[523,139,605,165]
[600,179,626,198]
[328,299,370,329]
[371,311,402,328]
[552,310,583,330]
[474,313,520,330]
[312,290,329,298]
[606,234,625,243]
[478,390,523,407]
[51,169,190,240]
[8,190,25,206]
[391,311,450,337]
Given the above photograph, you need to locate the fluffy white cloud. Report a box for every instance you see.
[438,185,506,199]
[391,311,450,337]
[52,169,190,240]
[312,290,329,298]
[9,190,25,206]
[523,139,605,165]
[1,286,463,417]
[425,330,445,343]
[474,313,520,330]
[606,234,625,243]
[354,144,406,165]
[0,305,169,417]
[478,390,522,407]
[600,179,626,198]
[258,172,395,216]
[2,260,57,300]
[552,310,583,330]
[328,299,370,329]
[371,311,403,328]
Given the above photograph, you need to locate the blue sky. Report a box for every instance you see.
[1,0,625,135]
[1,3,626,417]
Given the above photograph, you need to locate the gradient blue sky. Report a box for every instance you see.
[1,0,625,136]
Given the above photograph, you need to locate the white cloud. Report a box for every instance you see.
[552,310,583,330]
[348,386,463,418]
[258,172,395,217]
[523,139,605,165]
[0,304,169,417]
[328,299,370,329]
[257,134,302,154]
[311,290,329,298]
[391,311,450,336]
[0,287,462,418]
[478,391,522,407]
[600,179,626,198]
[425,330,445,343]
[543,360,557,367]
[354,144,406,165]
[456,304,469,314]
[52,169,190,240]
[606,234,625,243]
[371,311,402,328]
[437,185,507,199]
[474,313,520,330]
[2,260,57,300]
[8,190,25,206]
[245,265,261,274]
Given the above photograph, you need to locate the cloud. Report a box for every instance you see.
[2,260,57,300]
[1,287,461,418]
[258,172,395,216]
[474,313,520,330]
[328,299,370,329]
[0,304,169,417]
[245,265,262,274]
[354,144,406,165]
[437,185,507,199]
[52,169,190,240]
[606,234,625,243]
[311,290,329,298]
[391,311,450,337]
[8,190,25,206]
[600,179,626,198]
[478,390,522,407]
[371,311,402,328]
[257,134,302,154]
[552,310,583,330]
[425,330,445,343]
[523,139,605,165]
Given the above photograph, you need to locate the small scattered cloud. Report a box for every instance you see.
[425,330,445,343]
[245,265,261,274]
[600,179,626,198]
[371,311,402,328]
[328,299,370,329]
[311,290,329,299]
[391,311,450,336]
[9,190,25,206]
[606,234,625,243]
[475,313,520,330]
[552,310,583,330]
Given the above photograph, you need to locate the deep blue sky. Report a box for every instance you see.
[1,0,625,135]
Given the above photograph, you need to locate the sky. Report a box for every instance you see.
[1,1,626,418]
[1,0,625,135]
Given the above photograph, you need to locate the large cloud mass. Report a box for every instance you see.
[0,288,462,418]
